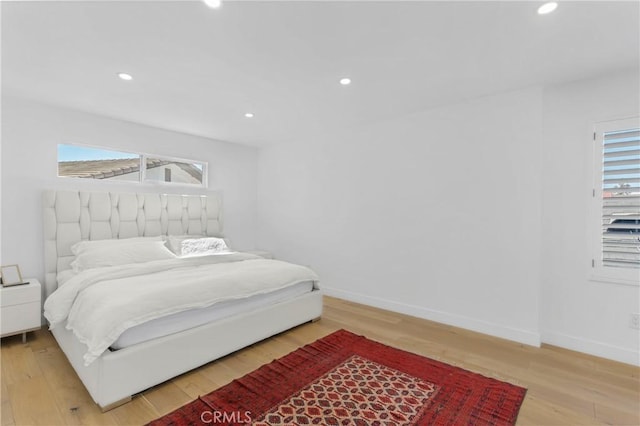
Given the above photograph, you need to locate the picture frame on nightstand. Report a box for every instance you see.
[0,264,27,287]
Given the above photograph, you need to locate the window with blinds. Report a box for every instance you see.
[593,118,640,280]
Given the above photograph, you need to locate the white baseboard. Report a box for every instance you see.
[323,286,541,347]
[542,331,640,366]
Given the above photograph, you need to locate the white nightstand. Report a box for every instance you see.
[0,278,42,343]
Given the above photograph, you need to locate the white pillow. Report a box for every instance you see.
[70,240,175,272]
[57,269,77,286]
[167,236,230,257]
[71,236,164,256]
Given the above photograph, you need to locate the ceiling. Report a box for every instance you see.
[2,0,639,147]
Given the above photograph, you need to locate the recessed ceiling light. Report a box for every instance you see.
[244,113,254,118]
[117,72,133,81]
[537,2,558,15]
[203,0,222,9]
[339,78,351,86]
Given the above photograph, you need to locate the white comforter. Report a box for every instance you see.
[44,253,319,366]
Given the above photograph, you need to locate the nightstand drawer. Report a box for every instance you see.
[0,284,40,307]
[1,301,41,336]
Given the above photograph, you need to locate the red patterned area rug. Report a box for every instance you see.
[148,330,526,425]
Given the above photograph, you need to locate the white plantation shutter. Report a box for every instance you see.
[599,124,640,269]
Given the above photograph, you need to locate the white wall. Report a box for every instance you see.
[1,96,259,282]
[541,69,640,365]
[257,69,640,365]
[257,87,544,346]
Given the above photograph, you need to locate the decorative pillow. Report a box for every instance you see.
[167,236,230,257]
[71,236,164,256]
[70,240,175,272]
[166,235,200,254]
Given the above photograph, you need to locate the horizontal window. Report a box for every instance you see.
[57,144,207,188]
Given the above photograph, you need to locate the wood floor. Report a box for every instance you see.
[1,296,639,425]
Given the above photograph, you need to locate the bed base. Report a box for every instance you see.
[52,289,323,411]
[99,397,131,413]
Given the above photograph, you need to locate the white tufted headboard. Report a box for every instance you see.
[43,190,223,298]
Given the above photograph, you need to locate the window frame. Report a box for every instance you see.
[57,143,208,189]
[588,117,640,286]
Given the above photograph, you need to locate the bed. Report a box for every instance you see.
[42,190,323,411]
